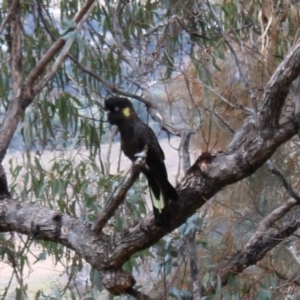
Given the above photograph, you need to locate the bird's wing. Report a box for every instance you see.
[135,121,165,161]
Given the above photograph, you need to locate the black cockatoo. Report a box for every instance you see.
[104,97,178,228]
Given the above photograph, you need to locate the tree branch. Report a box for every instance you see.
[33,2,96,95]
[186,231,202,299]
[127,288,154,300]
[206,0,258,116]
[25,0,96,89]
[0,118,298,296]
[2,3,300,296]
[0,0,17,35]
[9,0,22,98]
[91,157,144,234]
[213,212,300,295]
[0,0,96,163]
[267,160,300,202]
[200,160,300,295]
[258,41,300,128]
[103,0,182,136]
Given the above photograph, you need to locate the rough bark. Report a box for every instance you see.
[0,119,298,295]
[1,3,300,298]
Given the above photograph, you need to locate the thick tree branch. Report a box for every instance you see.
[0,118,298,296]
[258,41,300,128]
[2,3,300,297]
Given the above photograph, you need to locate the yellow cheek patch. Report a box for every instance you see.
[122,107,131,117]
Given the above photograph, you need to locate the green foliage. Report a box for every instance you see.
[1,0,299,298]
[169,287,193,299]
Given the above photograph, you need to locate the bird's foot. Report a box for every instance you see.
[139,222,151,235]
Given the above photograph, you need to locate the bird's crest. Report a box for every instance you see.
[122,107,131,117]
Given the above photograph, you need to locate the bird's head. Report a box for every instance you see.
[104,97,136,125]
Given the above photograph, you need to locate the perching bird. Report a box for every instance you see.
[104,97,178,228]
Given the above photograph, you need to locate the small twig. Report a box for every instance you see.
[206,0,257,117]
[26,0,96,89]
[244,161,300,247]
[155,258,185,300]
[267,160,300,202]
[1,271,14,299]
[33,1,96,95]
[127,287,154,300]
[60,255,79,297]
[91,151,147,234]
[69,56,153,105]
[205,107,235,135]
[207,213,300,296]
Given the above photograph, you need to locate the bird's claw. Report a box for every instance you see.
[134,145,148,159]
[139,222,151,235]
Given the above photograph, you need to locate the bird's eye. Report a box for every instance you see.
[115,107,119,111]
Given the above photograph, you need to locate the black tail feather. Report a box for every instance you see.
[167,181,179,204]
[146,172,178,229]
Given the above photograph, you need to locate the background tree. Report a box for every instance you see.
[1,0,300,299]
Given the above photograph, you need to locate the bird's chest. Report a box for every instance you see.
[121,135,144,161]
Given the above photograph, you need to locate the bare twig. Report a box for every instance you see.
[1,271,14,299]
[182,71,252,113]
[206,107,235,135]
[205,0,258,117]
[68,56,154,106]
[127,288,154,300]
[143,15,180,37]
[267,160,300,202]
